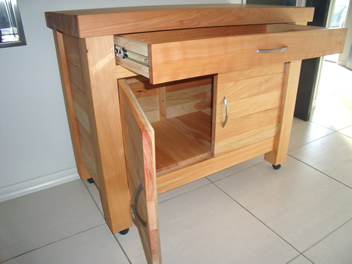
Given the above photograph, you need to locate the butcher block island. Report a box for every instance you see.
[46,5,346,263]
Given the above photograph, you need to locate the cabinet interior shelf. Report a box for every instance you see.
[153,111,212,174]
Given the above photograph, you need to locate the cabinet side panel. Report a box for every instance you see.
[53,31,90,181]
[63,34,99,184]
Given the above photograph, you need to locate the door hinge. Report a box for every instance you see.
[277,122,281,133]
[285,62,288,72]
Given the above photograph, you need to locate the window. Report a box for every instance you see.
[0,0,26,48]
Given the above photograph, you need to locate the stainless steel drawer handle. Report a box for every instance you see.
[257,46,288,53]
[134,182,147,228]
[222,96,228,128]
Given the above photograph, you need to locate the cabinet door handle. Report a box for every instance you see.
[257,46,288,53]
[134,182,147,228]
[222,96,228,128]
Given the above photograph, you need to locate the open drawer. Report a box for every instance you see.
[114,24,347,84]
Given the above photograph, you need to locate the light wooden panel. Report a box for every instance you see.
[122,24,267,43]
[72,101,90,134]
[152,111,212,173]
[71,82,87,111]
[265,60,302,165]
[62,33,104,185]
[119,79,161,264]
[53,31,90,181]
[63,34,81,69]
[218,90,282,120]
[156,137,275,193]
[217,72,284,102]
[218,107,280,141]
[166,84,212,119]
[79,36,132,233]
[136,95,160,123]
[115,35,148,56]
[166,111,212,150]
[77,120,98,185]
[67,62,85,92]
[165,76,212,93]
[45,5,314,38]
[149,27,347,83]
[130,75,213,123]
[126,76,161,99]
[215,123,278,154]
[217,63,285,83]
[116,57,149,78]
[214,65,285,155]
[116,65,139,79]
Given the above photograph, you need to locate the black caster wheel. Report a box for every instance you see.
[87,178,95,184]
[272,164,281,170]
[119,228,130,235]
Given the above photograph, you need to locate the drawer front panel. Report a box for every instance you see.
[150,26,346,83]
[116,25,346,84]
[214,64,285,155]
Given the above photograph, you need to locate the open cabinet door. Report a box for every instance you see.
[118,79,162,264]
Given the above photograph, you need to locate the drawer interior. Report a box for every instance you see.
[125,75,214,174]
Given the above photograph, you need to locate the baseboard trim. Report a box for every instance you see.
[0,168,80,203]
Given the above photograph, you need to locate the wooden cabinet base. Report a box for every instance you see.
[46,5,347,264]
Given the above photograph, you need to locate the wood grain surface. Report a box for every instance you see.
[119,79,161,264]
[46,5,314,38]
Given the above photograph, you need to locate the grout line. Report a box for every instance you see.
[288,154,352,189]
[208,161,266,183]
[287,129,336,153]
[83,182,132,263]
[212,182,302,255]
[300,218,352,255]
[83,180,105,218]
[337,129,352,139]
[2,224,106,263]
[112,232,133,264]
[286,254,313,264]
[158,181,213,204]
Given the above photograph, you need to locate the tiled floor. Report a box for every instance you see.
[1,62,351,263]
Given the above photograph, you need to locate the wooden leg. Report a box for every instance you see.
[79,35,132,233]
[265,60,302,165]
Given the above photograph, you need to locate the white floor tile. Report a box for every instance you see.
[119,184,299,264]
[329,90,352,109]
[289,133,352,187]
[4,225,129,264]
[304,219,352,264]
[288,118,334,151]
[0,180,105,262]
[316,62,352,99]
[215,156,352,252]
[207,155,264,182]
[310,104,352,131]
[158,178,211,203]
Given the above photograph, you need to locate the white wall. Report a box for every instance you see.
[0,0,241,201]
